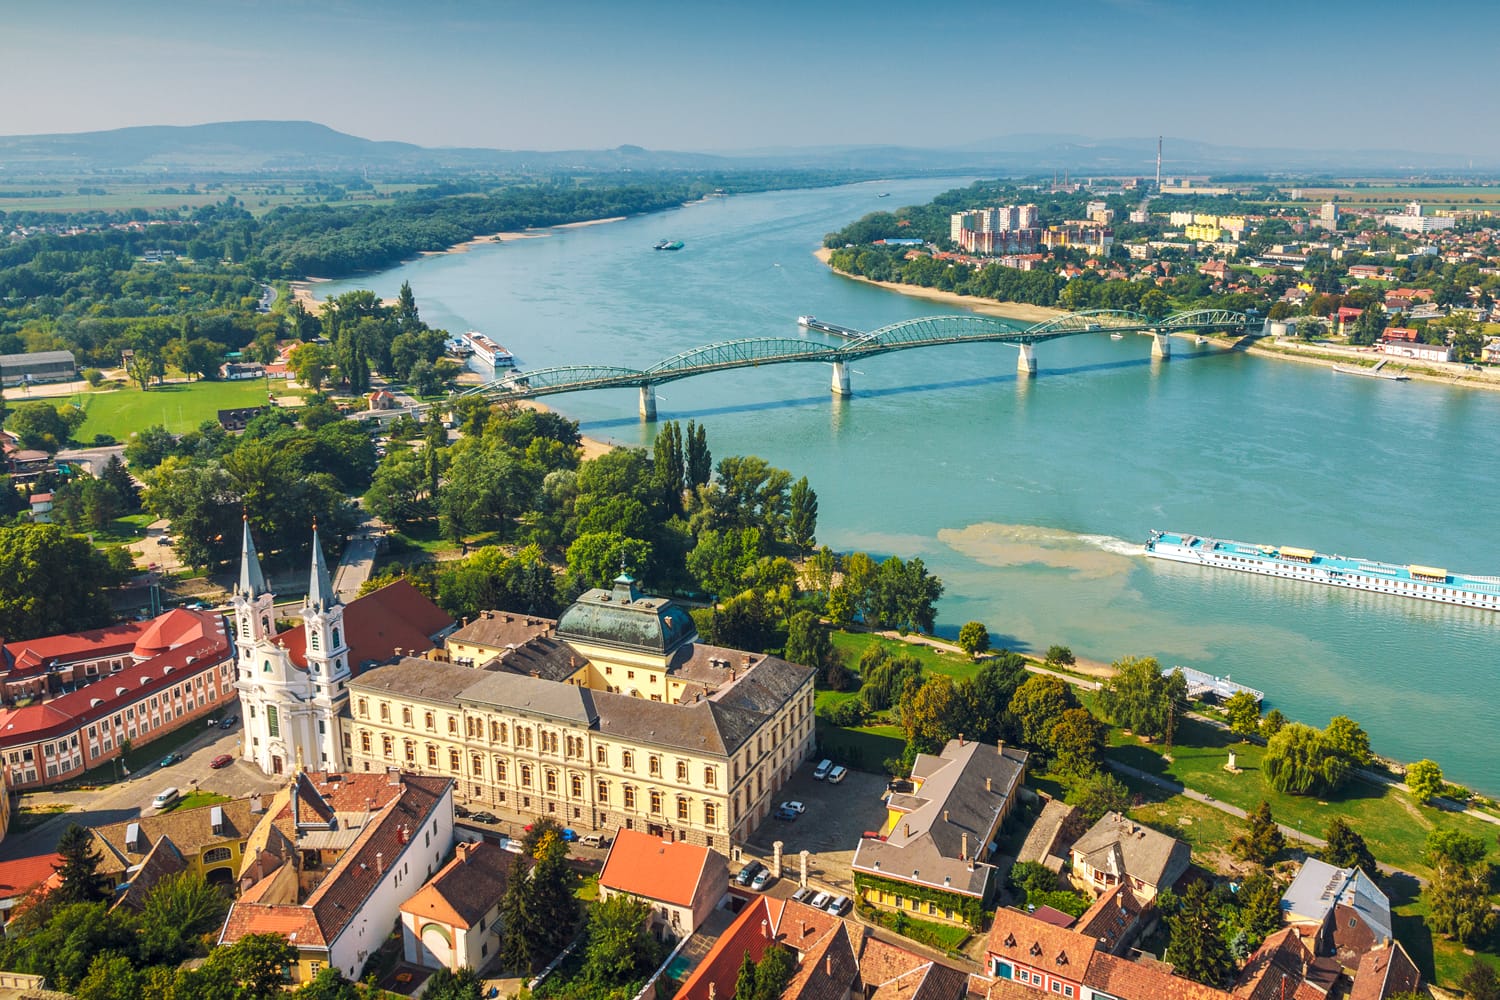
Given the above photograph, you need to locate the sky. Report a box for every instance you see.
[4,0,1500,158]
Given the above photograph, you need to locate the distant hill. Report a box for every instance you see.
[0,120,1486,177]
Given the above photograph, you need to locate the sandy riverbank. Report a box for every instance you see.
[1230,335,1500,394]
[813,247,1067,324]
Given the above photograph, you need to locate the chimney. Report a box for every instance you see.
[800,920,808,938]
[376,852,384,875]
[962,832,969,859]
[761,919,770,940]
[943,810,949,823]
[998,740,1005,755]
[394,647,404,658]
[826,956,833,976]
[904,823,910,837]
[461,617,469,626]
[958,733,964,746]
[484,610,494,619]
[742,654,753,668]
[710,984,717,1000]
[986,777,993,793]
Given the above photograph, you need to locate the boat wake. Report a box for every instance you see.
[937,522,1140,580]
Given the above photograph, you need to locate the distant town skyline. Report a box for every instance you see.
[6,0,1500,160]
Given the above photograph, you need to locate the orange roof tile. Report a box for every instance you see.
[600,828,716,908]
[1085,952,1231,1000]
[0,853,63,901]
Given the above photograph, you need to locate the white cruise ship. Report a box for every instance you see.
[462,331,515,368]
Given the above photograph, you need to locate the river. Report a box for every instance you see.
[317,177,1500,793]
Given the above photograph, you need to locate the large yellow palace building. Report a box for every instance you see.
[342,575,815,850]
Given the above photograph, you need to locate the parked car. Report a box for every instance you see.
[219,714,239,730]
[791,886,813,904]
[812,759,833,780]
[751,868,775,891]
[580,834,607,849]
[155,537,172,546]
[862,831,887,841]
[151,787,180,810]
[561,828,579,843]
[454,804,472,818]
[808,891,832,910]
[825,895,851,916]
[827,766,847,784]
[209,754,234,769]
[470,811,499,825]
[736,861,766,887]
[773,806,798,822]
[159,751,181,767]
[779,800,805,814]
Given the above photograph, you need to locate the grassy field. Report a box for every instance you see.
[70,379,283,439]
[829,630,985,682]
[815,720,904,774]
[171,790,232,811]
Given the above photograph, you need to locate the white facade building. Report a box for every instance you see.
[233,522,351,776]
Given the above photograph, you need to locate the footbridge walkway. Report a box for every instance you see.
[459,308,1253,420]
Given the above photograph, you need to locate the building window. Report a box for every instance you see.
[677,797,690,822]
[360,731,371,753]
[204,847,233,864]
[596,744,607,764]
[492,720,503,742]
[649,756,661,777]
[545,770,558,793]
[650,791,662,815]
[496,757,507,781]
[704,766,717,788]
[623,786,636,809]
[405,740,415,764]
[597,780,609,803]
[676,760,688,782]
[427,745,438,766]
[266,706,279,739]
[425,711,435,731]
[521,765,533,788]
[622,750,634,771]
[472,755,483,777]
[448,716,458,735]
[570,774,582,797]
[402,707,412,726]
[449,749,461,772]
[382,736,394,758]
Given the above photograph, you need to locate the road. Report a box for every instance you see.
[1,705,281,862]
[334,529,379,602]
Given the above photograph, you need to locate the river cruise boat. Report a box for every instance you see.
[1144,531,1500,611]
[462,331,515,368]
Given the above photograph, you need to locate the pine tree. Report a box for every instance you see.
[52,824,109,905]
[1321,818,1378,875]
[733,951,757,1000]
[1164,880,1233,987]
[1231,801,1286,864]
[1236,870,1284,945]
[525,836,580,969]
[100,455,140,512]
[396,281,420,331]
[496,855,531,973]
[685,421,711,488]
[786,477,817,555]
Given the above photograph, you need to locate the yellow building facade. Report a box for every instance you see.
[345,576,815,849]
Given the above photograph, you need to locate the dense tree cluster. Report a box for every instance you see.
[1261,716,1372,796]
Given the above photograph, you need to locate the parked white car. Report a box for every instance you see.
[812,759,833,780]
[827,765,847,784]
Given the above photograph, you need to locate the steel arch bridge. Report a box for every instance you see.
[457,308,1251,412]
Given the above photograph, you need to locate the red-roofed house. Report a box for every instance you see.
[400,840,519,972]
[220,769,456,984]
[0,609,233,789]
[599,828,726,937]
[0,853,62,926]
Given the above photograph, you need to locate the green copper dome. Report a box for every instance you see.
[556,574,697,654]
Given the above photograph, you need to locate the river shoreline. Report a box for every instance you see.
[814,249,1500,393]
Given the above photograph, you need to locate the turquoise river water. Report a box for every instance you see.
[317,178,1500,792]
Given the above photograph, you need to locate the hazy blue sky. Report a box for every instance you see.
[5,0,1498,156]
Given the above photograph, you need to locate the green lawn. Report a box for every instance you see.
[829,630,984,682]
[815,720,904,774]
[1102,716,1500,881]
[69,379,288,440]
[171,791,232,811]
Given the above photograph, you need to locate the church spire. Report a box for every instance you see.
[238,516,268,597]
[307,522,336,612]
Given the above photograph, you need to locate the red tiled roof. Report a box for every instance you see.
[0,853,63,901]
[4,619,157,674]
[675,896,780,1000]
[276,580,453,673]
[600,829,716,908]
[985,906,1098,978]
[1085,952,1230,1000]
[1347,942,1420,1000]
[0,612,231,746]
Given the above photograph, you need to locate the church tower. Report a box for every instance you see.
[301,524,350,768]
[231,517,275,666]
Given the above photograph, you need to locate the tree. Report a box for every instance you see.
[1044,645,1075,668]
[734,951,758,1000]
[1424,829,1488,871]
[1321,818,1378,875]
[137,871,231,965]
[745,946,796,1000]
[1009,674,1081,751]
[684,420,711,489]
[288,342,334,390]
[1406,758,1444,804]
[1097,655,1187,745]
[6,401,85,453]
[582,893,658,986]
[786,476,817,555]
[1263,723,1350,796]
[1224,691,1261,738]
[566,531,653,590]
[899,674,960,754]
[1164,880,1233,987]
[524,835,580,970]
[75,953,142,1000]
[52,824,109,906]
[1231,801,1286,864]
[1236,869,1284,946]
[1426,862,1497,947]
[784,611,848,690]
[197,932,299,999]
[293,967,363,1000]
[1324,715,1373,769]
[957,621,991,659]
[867,555,944,633]
[496,854,531,973]
[1049,708,1107,779]
[1260,708,1287,738]
[1459,958,1500,1000]
[100,454,140,512]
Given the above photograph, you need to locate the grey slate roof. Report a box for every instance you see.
[447,611,555,654]
[350,658,482,704]
[713,655,812,713]
[1070,811,1191,892]
[460,670,601,724]
[556,574,696,654]
[496,635,587,682]
[1280,858,1392,942]
[593,691,757,756]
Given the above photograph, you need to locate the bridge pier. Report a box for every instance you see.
[1016,343,1037,376]
[830,361,851,396]
[638,384,657,421]
[1151,331,1172,359]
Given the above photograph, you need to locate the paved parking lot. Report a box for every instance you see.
[742,762,890,894]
